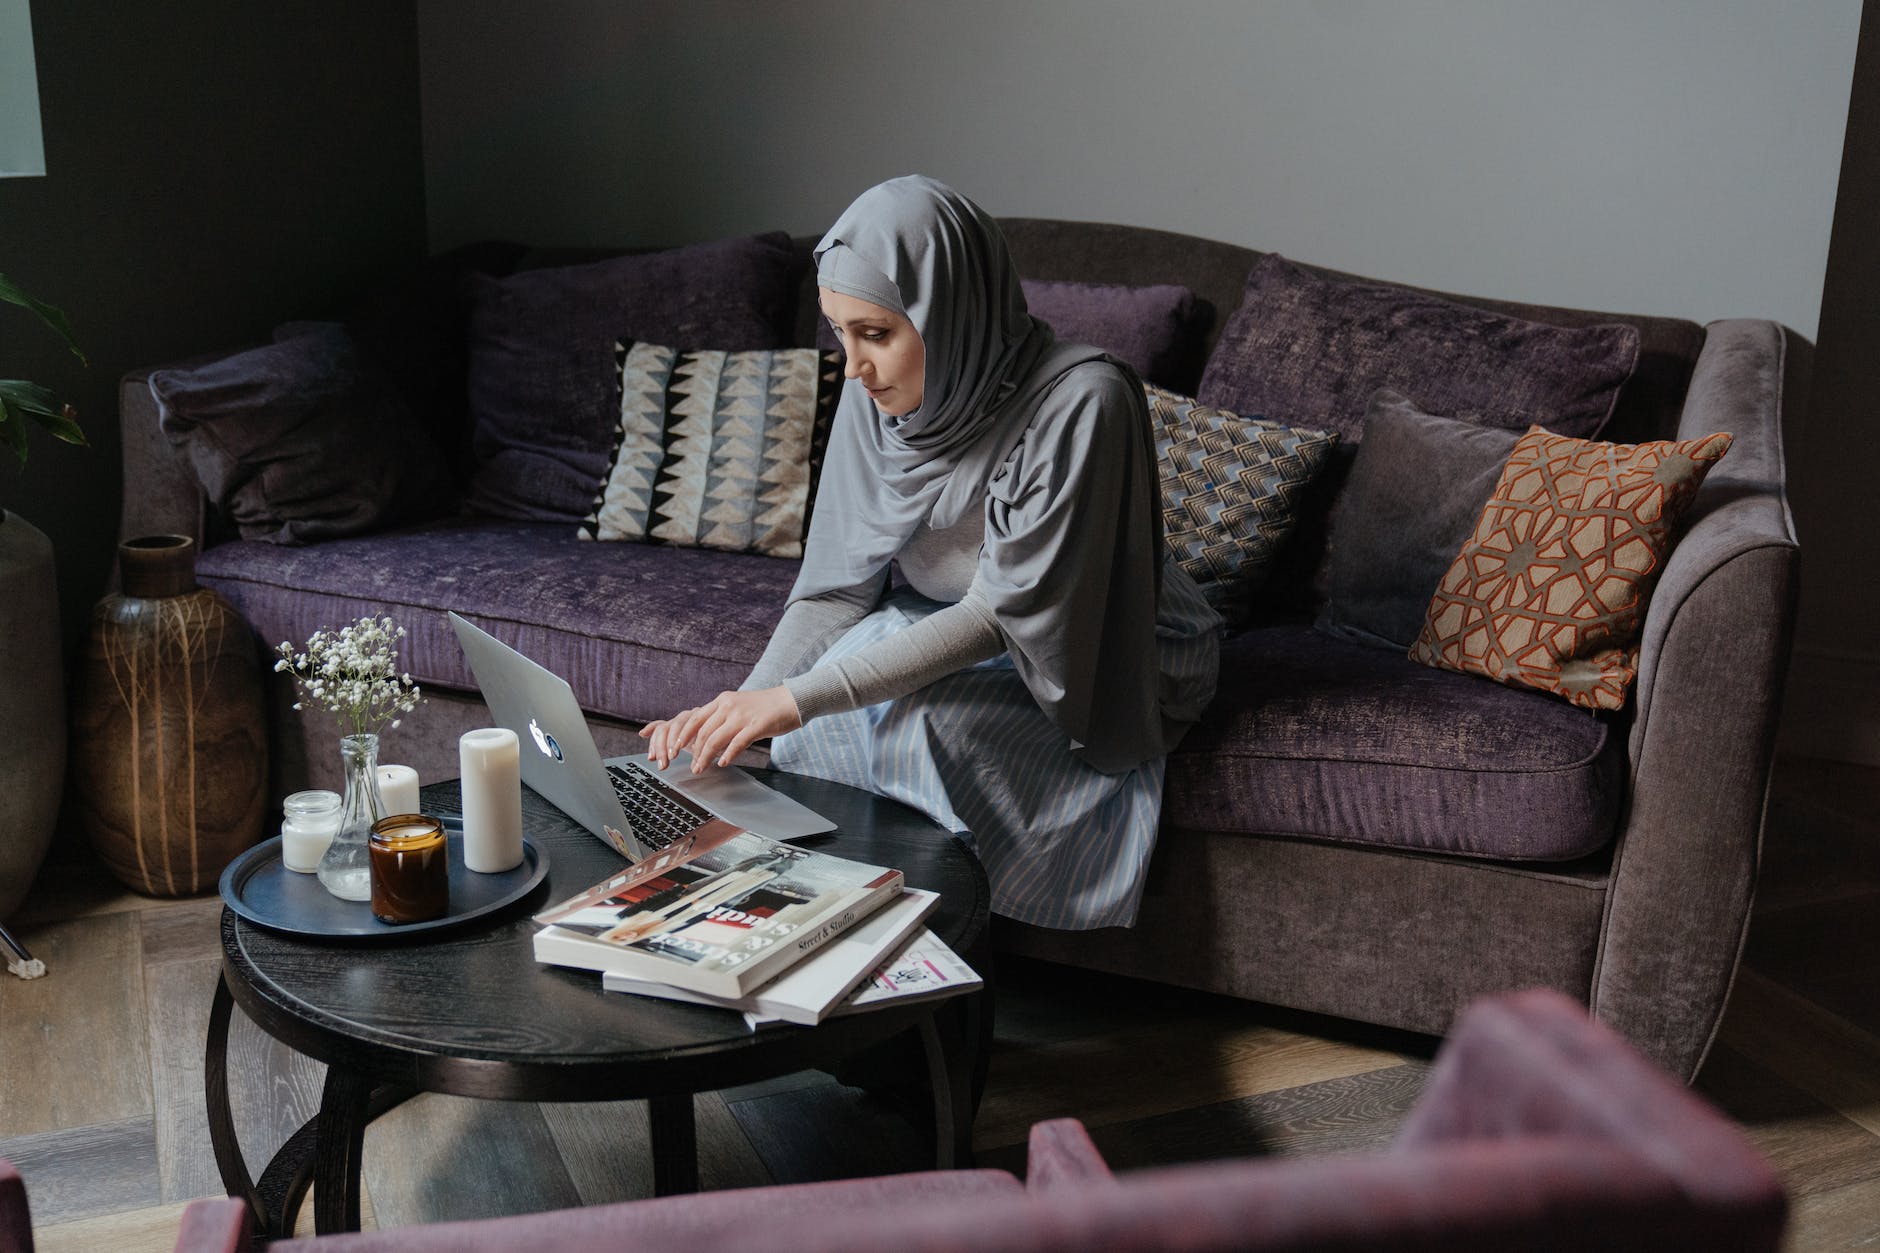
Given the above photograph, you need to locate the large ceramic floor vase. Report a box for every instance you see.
[0,511,65,921]
[72,535,268,896]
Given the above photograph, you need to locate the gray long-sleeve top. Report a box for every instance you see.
[742,505,1005,722]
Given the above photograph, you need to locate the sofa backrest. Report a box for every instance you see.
[788,220,1710,445]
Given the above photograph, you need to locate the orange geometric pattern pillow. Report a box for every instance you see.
[1408,426,1732,710]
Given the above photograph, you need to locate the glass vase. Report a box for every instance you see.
[317,733,384,901]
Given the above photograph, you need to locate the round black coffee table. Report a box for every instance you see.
[205,770,990,1237]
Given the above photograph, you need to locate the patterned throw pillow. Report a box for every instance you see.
[1147,384,1339,626]
[1409,425,1732,710]
[579,342,841,559]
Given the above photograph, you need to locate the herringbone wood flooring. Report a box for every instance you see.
[5,756,1878,1250]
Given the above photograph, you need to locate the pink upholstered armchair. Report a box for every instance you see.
[0,989,1784,1253]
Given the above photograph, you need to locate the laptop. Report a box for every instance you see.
[448,612,836,861]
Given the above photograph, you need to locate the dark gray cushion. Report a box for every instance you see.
[149,324,452,545]
[1169,624,1625,862]
[1196,253,1641,444]
[1316,390,1521,650]
[464,232,801,523]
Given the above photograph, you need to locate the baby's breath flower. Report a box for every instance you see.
[275,615,423,740]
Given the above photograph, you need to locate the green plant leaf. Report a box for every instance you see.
[34,407,86,445]
[0,380,86,446]
[0,273,86,366]
[0,378,60,415]
[0,402,29,466]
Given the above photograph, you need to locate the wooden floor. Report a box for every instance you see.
[5,754,1879,1250]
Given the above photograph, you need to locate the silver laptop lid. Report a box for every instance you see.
[449,613,651,861]
[447,613,837,849]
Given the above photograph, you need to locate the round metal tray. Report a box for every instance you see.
[218,818,549,942]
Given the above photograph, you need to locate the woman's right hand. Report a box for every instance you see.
[639,686,803,772]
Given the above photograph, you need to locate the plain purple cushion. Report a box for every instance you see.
[1021,279,1211,392]
[194,519,799,726]
[150,323,453,545]
[1197,254,1640,444]
[812,278,1211,392]
[1168,625,1625,860]
[464,232,801,523]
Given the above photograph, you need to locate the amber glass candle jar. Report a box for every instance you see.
[368,814,449,924]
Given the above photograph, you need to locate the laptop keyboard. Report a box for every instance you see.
[606,763,714,850]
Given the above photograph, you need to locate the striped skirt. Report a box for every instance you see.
[769,562,1220,930]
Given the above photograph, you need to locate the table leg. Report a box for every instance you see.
[312,1067,374,1233]
[648,1093,698,1196]
[919,1009,975,1169]
[204,974,269,1231]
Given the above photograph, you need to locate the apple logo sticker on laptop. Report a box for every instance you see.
[529,718,563,761]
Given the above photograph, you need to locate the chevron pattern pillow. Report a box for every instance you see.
[1147,384,1339,626]
[580,342,841,558]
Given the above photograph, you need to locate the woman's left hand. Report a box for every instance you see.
[639,687,803,772]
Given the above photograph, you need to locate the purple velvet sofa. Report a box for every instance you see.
[0,990,1788,1250]
[116,221,1804,1082]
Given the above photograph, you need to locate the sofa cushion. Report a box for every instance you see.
[1197,255,1643,620]
[1167,625,1625,861]
[1410,425,1733,711]
[580,342,842,558]
[1022,279,1212,392]
[1316,390,1522,651]
[1196,253,1641,444]
[465,232,802,524]
[195,519,796,727]
[149,323,454,545]
[813,278,1211,393]
[1147,384,1338,626]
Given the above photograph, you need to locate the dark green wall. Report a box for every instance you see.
[1,1,427,659]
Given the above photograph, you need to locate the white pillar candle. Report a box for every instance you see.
[459,727,524,872]
[376,764,422,818]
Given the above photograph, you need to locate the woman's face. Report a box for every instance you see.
[820,287,924,417]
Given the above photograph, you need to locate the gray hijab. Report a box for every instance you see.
[793,175,1185,773]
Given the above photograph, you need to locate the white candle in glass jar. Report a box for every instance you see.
[280,789,342,872]
[459,728,524,872]
[376,764,422,818]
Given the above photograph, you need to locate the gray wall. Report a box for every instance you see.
[419,0,1857,339]
[1,1,428,660]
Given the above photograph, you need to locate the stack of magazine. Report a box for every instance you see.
[531,824,980,1031]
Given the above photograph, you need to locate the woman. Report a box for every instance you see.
[642,176,1219,929]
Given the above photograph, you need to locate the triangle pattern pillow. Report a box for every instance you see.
[1147,384,1339,626]
[580,342,841,559]
[1409,425,1732,710]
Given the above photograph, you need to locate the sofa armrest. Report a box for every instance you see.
[1395,990,1785,1244]
[1398,991,1776,1172]
[118,365,209,550]
[174,1197,250,1253]
[1593,319,1801,1081]
[1025,1118,1115,1191]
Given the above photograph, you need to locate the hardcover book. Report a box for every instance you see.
[745,927,981,1031]
[601,887,941,1024]
[532,825,904,998]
